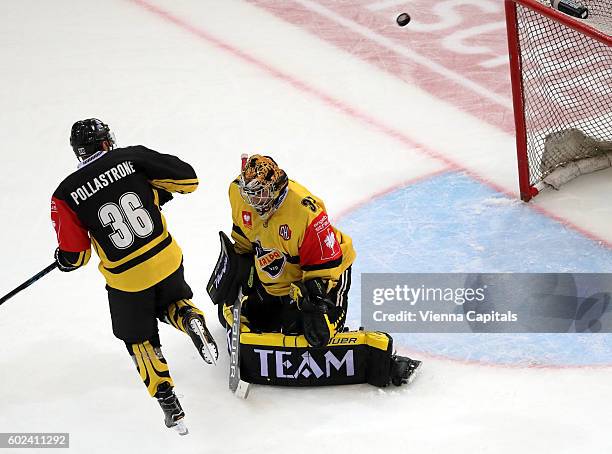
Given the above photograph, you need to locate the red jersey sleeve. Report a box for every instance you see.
[299,211,343,271]
[51,196,91,252]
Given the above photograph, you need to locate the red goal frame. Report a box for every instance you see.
[504,0,612,201]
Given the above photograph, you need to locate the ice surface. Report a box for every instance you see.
[1,1,611,453]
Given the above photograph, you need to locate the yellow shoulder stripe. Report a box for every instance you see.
[151,178,199,185]
[150,178,199,194]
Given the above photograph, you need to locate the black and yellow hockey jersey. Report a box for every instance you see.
[229,178,356,296]
[51,146,198,292]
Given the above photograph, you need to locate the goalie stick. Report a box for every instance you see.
[227,152,252,398]
[229,288,250,399]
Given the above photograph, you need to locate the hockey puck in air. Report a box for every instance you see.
[396,13,411,27]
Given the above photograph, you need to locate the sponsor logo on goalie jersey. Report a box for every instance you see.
[254,240,286,279]
[313,214,339,260]
[242,210,252,229]
[253,348,355,379]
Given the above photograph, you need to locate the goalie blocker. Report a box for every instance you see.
[207,232,421,387]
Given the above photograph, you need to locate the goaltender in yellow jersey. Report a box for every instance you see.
[229,177,356,297]
[208,154,421,388]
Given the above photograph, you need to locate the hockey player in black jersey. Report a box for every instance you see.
[51,118,217,435]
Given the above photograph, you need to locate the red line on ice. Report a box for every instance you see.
[334,168,453,221]
[248,0,516,134]
[395,344,612,370]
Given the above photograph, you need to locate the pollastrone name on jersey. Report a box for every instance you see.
[71,161,136,206]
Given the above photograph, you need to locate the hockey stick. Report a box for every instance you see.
[0,262,58,306]
[229,289,250,399]
[227,154,251,398]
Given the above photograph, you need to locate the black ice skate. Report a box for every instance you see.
[155,382,188,436]
[184,309,219,365]
[390,355,422,386]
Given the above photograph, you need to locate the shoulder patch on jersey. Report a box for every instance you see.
[299,210,342,270]
[279,224,292,240]
[242,210,253,229]
[312,213,339,261]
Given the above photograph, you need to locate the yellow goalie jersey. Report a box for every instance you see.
[229,178,356,296]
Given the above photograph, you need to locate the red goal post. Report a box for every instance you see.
[505,0,612,201]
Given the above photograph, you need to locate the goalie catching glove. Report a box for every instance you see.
[289,278,337,348]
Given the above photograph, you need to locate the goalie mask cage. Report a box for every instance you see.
[505,0,612,201]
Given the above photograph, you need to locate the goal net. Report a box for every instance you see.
[505,0,612,201]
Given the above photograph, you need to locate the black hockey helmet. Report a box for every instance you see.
[70,118,116,160]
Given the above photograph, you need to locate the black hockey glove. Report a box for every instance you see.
[54,248,79,273]
[290,279,335,348]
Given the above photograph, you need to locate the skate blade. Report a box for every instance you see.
[234,380,251,399]
[172,420,189,436]
[406,361,423,385]
[189,318,219,366]
[202,342,219,366]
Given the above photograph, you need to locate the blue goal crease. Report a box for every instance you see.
[338,171,612,366]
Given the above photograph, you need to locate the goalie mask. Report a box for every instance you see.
[239,155,288,219]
